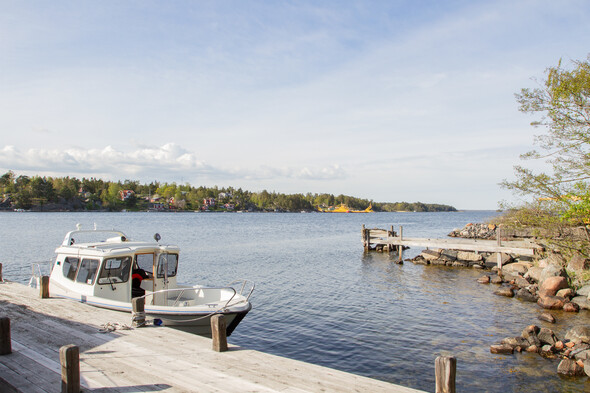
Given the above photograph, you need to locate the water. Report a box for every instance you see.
[1,211,589,392]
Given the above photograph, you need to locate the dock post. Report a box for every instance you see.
[60,344,80,393]
[40,276,49,298]
[496,228,503,269]
[399,226,403,241]
[132,297,146,327]
[0,317,11,355]
[435,356,456,393]
[362,225,368,251]
[211,314,228,352]
[0,262,3,282]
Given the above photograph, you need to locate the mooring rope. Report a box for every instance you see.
[99,322,132,333]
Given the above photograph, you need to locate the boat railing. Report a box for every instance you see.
[28,260,52,288]
[226,279,255,301]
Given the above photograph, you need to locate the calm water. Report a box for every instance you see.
[1,211,589,392]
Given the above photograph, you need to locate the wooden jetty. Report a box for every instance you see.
[0,280,429,393]
[362,225,542,267]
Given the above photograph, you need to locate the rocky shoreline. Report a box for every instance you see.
[411,223,590,378]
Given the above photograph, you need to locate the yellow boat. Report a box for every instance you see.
[318,203,373,213]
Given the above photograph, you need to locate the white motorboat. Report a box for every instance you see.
[46,225,254,336]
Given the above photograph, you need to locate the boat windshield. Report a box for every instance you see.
[97,256,132,284]
[156,253,178,278]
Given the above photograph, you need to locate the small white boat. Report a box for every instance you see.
[47,225,254,336]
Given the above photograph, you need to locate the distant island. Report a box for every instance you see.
[0,171,456,213]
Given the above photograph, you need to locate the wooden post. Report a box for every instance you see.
[0,262,3,282]
[435,356,456,393]
[132,297,145,327]
[211,314,228,352]
[362,225,368,251]
[496,227,503,269]
[0,317,11,355]
[399,226,403,241]
[60,344,80,393]
[40,276,49,298]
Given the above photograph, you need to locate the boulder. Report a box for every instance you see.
[563,302,580,313]
[502,262,530,276]
[477,276,490,284]
[585,359,590,377]
[487,253,513,266]
[570,296,590,310]
[557,359,585,376]
[556,288,575,299]
[565,326,590,344]
[490,275,503,284]
[452,261,469,267]
[490,344,514,354]
[576,285,590,297]
[539,276,569,297]
[524,266,543,283]
[421,249,441,261]
[412,257,429,265]
[547,253,567,267]
[537,295,566,310]
[539,264,568,287]
[514,276,530,289]
[516,288,538,302]
[574,349,590,361]
[538,313,556,323]
[538,327,559,346]
[567,252,590,272]
[440,250,457,261]
[522,325,541,347]
[501,336,529,348]
[456,251,483,262]
[430,259,447,266]
[494,287,514,297]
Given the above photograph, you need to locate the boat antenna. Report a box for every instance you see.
[154,233,161,243]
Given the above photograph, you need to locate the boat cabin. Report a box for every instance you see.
[50,228,181,306]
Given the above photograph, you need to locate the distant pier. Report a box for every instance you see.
[362,225,542,267]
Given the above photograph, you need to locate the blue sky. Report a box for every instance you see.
[1,0,589,209]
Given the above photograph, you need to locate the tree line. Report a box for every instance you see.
[0,171,456,213]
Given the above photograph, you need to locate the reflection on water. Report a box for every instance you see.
[1,211,589,392]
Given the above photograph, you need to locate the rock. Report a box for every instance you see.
[477,276,490,284]
[556,288,575,299]
[565,326,590,344]
[537,295,566,310]
[567,252,590,272]
[538,327,558,346]
[487,253,513,266]
[538,313,556,323]
[555,341,564,351]
[585,359,590,377]
[539,276,569,297]
[526,345,539,353]
[452,261,469,267]
[539,264,568,287]
[494,287,514,297]
[566,341,576,348]
[514,276,530,288]
[421,249,441,261]
[524,266,543,283]
[574,349,590,361]
[547,253,567,267]
[516,288,538,302]
[540,345,556,358]
[472,264,484,269]
[522,325,541,347]
[430,259,447,266]
[502,262,530,276]
[557,358,585,376]
[440,250,457,261]
[563,302,580,312]
[456,251,483,262]
[490,275,503,284]
[501,336,529,348]
[412,256,429,265]
[490,344,514,354]
[570,296,590,310]
[576,285,590,297]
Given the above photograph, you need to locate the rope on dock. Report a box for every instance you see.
[99,322,132,333]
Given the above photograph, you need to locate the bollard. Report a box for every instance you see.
[40,276,50,299]
[132,297,145,327]
[60,344,80,393]
[0,317,11,355]
[211,314,228,352]
[435,356,456,393]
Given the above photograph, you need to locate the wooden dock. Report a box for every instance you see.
[362,225,542,267]
[0,281,426,393]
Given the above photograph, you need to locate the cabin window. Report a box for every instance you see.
[75,258,99,285]
[135,253,154,273]
[62,257,79,281]
[98,256,131,284]
[156,254,178,278]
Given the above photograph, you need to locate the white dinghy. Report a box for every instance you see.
[47,225,254,336]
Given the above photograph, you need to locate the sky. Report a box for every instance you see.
[1,0,589,209]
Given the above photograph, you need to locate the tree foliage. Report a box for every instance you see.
[502,55,590,225]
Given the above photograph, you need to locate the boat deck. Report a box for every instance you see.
[0,281,425,393]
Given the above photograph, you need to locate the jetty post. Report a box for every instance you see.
[0,317,11,355]
[0,262,3,281]
[60,344,80,393]
[40,276,50,298]
[132,297,146,327]
[435,356,456,393]
[211,314,228,352]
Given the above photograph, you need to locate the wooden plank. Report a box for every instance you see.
[378,237,538,255]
